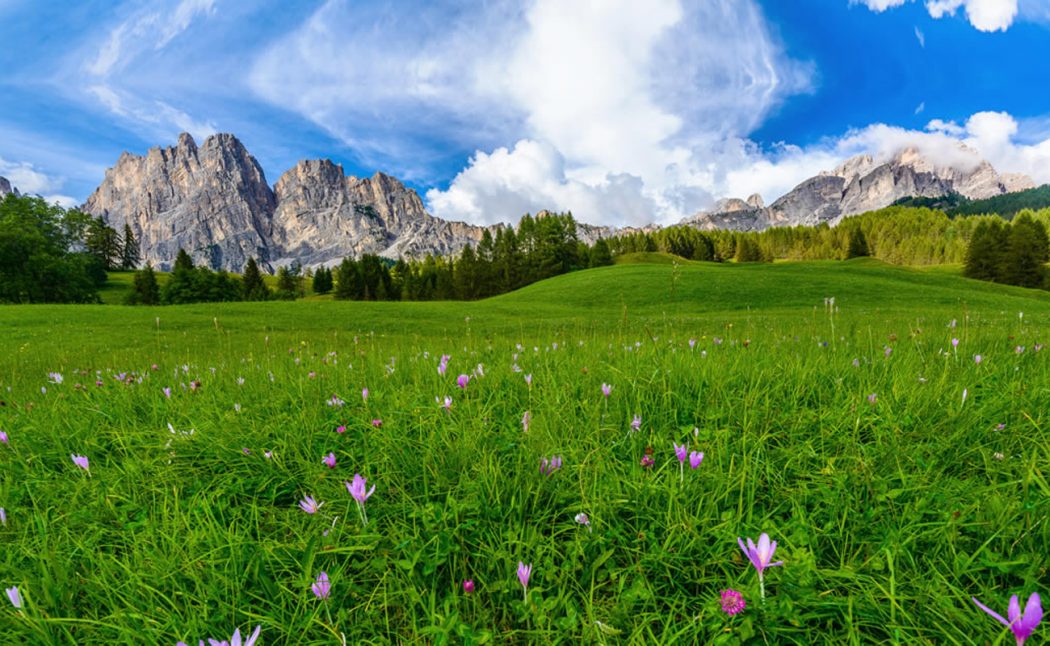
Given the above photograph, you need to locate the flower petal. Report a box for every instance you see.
[1020,593,1042,633]
[972,597,1011,628]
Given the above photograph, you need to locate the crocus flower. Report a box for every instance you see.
[539,455,562,476]
[975,354,983,365]
[336,425,347,434]
[689,338,697,349]
[689,451,704,469]
[517,562,532,601]
[601,383,612,398]
[631,415,641,432]
[162,387,172,399]
[575,513,592,531]
[674,442,688,481]
[952,338,959,348]
[361,387,369,401]
[48,372,63,384]
[311,571,331,600]
[522,410,531,432]
[524,374,532,387]
[371,419,382,428]
[0,431,8,444]
[721,589,746,615]
[71,454,89,473]
[457,374,470,389]
[328,394,345,407]
[323,452,337,469]
[640,454,654,468]
[463,579,475,594]
[972,593,1042,646]
[0,508,6,526]
[5,586,20,609]
[738,533,784,600]
[346,474,375,525]
[208,625,261,646]
[299,495,323,514]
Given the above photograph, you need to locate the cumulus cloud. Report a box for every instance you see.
[854,0,1020,31]
[0,157,78,207]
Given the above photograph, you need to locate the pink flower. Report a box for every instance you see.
[162,387,171,399]
[522,410,531,432]
[463,579,475,594]
[71,454,89,473]
[517,561,532,601]
[336,425,347,434]
[361,387,369,401]
[631,415,641,431]
[674,443,688,464]
[311,571,331,600]
[720,589,746,615]
[322,452,337,468]
[689,451,704,469]
[0,431,8,445]
[640,454,654,468]
[298,496,323,514]
[972,593,1042,646]
[371,419,382,428]
[738,533,784,575]
[601,383,612,398]
[457,374,470,389]
[6,586,21,609]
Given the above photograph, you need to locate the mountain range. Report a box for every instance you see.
[0,133,1038,271]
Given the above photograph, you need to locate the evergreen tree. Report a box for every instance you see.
[162,249,198,304]
[120,224,140,270]
[964,222,1004,281]
[85,216,122,270]
[125,263,160,305]
[312,266,333,294]
[1000,213,1049,288]
[734,237,763,263]
[846,227,870,258]
[589,238,613,267]
[242,257,271,301]
[334,258,364,300]
[274,266,297,300]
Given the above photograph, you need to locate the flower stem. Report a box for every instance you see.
[759,572,765,602]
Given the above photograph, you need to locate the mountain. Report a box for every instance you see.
[0,176,18,198]
[685,147,1036,231]
[82,133,492,272]
[895,183,1050,219]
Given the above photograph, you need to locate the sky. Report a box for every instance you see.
[1,0,1050,227]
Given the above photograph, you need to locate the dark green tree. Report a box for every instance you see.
[589,238,614,267]
[120,224,140,270]
[846,227,870,258]
[85,216,122,270]
[999,213,1049,288]
[312,265,333,295]
[274,266,297,300]
[125,263,160,305]
[242,257,271,301]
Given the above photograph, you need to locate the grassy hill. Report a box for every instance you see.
[894,183,1050,218]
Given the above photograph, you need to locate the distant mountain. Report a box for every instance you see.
[0,176,18,198]
[895,184,1050,219]
[82,133,491,272]
[684,147,1036,231]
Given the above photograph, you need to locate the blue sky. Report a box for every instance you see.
[1,0,1049,226]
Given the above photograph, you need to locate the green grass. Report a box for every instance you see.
[0,259,1047,644]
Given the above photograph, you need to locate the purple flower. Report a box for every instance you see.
[884,346,893,358]
[48,372,63,384]
[524,373,532,387]
[674,443,688,464]
[574,512,591,530]
[241,448,251,455]
[517,561,532,601]
[463,579,475,594]
[972,593,1042,646]
[0,431,8,445]
[975,354,983,365]
[689,451,704,469]
[852,358,860,368]
[361,387,369,401]
[347,474,375,504]
[867,393,877,405]
[601,383,612,398]
[738,533,784,575]
[263,451,272,460]
[6,586,20,609]
[336,425,347,434]
[539,455,563,476]
[437,354,450,376]
[322,452,337,469]
[162,387,171,399]
[327,394,344,407]
[299,496,323,514]
[311,571,331,600]
[688,338,697,349]
[207,625,261,646]
[522,410,531,432]
[0,507,6,527]
[720,589,746,615]
[71,454,89,473]
[457,374,470,389]
[371,419,382,428]
[631,415,641,432]
[438,396,452,411]
[640,454,654,468]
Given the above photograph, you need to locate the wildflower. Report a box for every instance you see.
[371,419,382,428]
[362,387,369,401]
[522,410,531,432]
[994,452,1005,460]
[539,455,562,476]
[737,533,784,600]
[233,403,241,413]
[6,586,20,609]
[457,374,470,389]
[263,451,272,459]
[437,354,450,376]
[346,474,375,525]
[884,346,892,358]
[674,442,687,481]
[867,393,877,405]
[437,396,452,411]
[996,423,1006,431]
[328,394,345,407]
[575,513,591,531]
[311,572,331,600]
[720,589,746,615]
[463,579,475,594]
[1016,345,1026,354]
[299,496,323,514]
[336,425,347,434]
[0,431,7,445]
[476,363,485,377]
[517,562,532,602]
[71,454,89,473]
[972,593,1042,646]
[162,387,171,399]
[688,338,696,349]
[962,388,968,404]
[323,452,337,469]
[0,508,5,526]
[631,415,641,432]
[189,380,201,391]
[524,374,532,387]
[601,383,612,398]
[640,454,654,468]
[208,625,261,646]
[852,358,860,368]
[975,354,983,365]
[307,371,316,379]
[242,448,251,455]
[48,372,63,384]
[690,451,704,469]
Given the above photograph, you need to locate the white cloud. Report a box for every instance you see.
[0,157,78,207]
[914,25,926,46]
[81,0,218,141]
[855,0,1020,31]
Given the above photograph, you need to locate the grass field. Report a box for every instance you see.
[0,258,1047,644]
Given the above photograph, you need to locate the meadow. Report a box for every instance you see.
[0,257,1047,644]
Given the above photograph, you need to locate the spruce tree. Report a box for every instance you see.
[1000,213,1049,288]
[242,257,271,301]
[125,263,160,305]
[120,224,140,270]
[312,266,333,294]
[846,227,869,258]
[275,266,297,300]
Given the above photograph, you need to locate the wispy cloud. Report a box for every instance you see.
[914,25,926,46]
[0,156,78,207]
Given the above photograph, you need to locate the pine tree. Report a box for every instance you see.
[120,224,140,270]
[242,257,271,301]
[846,227,869,259]
[589,238,613,267]
[1000,213,1049,288]
[275,266,297,300]
[964,222,1004,281]
[312,266,333,294]
[124,263,160,304]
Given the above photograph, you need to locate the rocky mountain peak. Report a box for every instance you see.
[0,176,15,197]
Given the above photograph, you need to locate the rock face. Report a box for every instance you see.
[0,176,18,197]
[270,160,488,267]
[83,133,275,271]
[686,147,1036,232]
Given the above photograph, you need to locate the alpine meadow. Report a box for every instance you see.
[2,1,1049,644]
